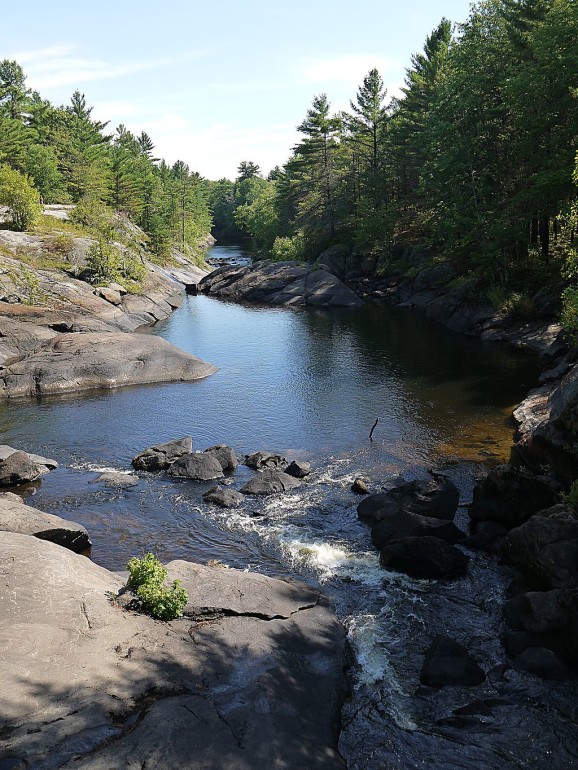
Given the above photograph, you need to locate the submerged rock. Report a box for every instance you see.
[240,469,302,496]
[420,636,485,688]
[132,436,193,471]
[203,486,245,508]
[90,472,138,487]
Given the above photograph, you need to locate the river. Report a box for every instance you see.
[2,244,577,769]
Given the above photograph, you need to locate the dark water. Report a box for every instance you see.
[2,244,577,769]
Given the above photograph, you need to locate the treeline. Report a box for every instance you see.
[0,62,211,259]
[215,0,578,299]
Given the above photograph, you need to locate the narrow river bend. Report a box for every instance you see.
[3,245,577,769]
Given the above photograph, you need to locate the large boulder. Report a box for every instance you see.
[199,261,363,308]
[240,469,303,496]
[0,493,91,552]
[420,636,485,688]
[469,464,559,529]
[0,450,47,487]
[168,453,224,482]
[503,505,578,589]
[285,460,311,478]
[370,510,465,550]
[204,445,238,472]
[357,475,459,526]
[0,532,346,769]
[0,333,217,399]
[132,436,193,471]
[245,451,286,470]
[379,536,469,579]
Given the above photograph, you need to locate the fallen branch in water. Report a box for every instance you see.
[369,418,379,441]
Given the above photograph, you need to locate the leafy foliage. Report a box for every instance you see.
[126,553,188,621]
[0,164,42,230]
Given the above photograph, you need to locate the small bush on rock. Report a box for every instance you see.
[126,553,188,620]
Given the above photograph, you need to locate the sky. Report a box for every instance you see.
[2,0,474,181]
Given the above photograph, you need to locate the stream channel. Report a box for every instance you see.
[3,244,578,768]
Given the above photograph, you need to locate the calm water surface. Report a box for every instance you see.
[2,245,577,769]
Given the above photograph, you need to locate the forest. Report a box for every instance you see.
[0,0,577,324]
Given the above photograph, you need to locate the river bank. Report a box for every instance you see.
[2,243,578,768]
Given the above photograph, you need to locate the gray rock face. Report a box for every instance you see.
[0,450,48,486]
[199,261,363,308]
[204,444,238,472]
[0,333,217,399]
[240,469,303,496]
[0,494,90,552]
[503,505,578,589]
[379,536,469,579]
[357,475,460,525]
[203,486,244,508]
[0,533,345,769]
[469,464,558,529]
[420,636,485,688]
[245,451,286,470]
[169,453,225,481]
[132,436,193,471]
[370,510,465,550]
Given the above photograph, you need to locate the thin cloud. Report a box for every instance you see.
[9,44,212,91]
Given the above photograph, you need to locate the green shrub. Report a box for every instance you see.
[270,234,304,262]
[562,479,578,511]
[0,164,42,231]
[126,553,188,621]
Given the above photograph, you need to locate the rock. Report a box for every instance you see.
[0,532,345,769]
[240,469,303,496]
[370,510,465,550]
[351,478,369,494]
[284,460,311,478]
[244,451,286,470]
[90,472,138,487]
[469,464,558,529]
[420,636,485,688]
[512,647,573,680]
[504,589,578,634]
[503,505,578,589]
[0,494,90,552]
[199,261,363,308]
[0,445,57,473]
[95,286,122,305]
[0,450,46,487]
[464,521,509,552]
[168,453,224,482]
[203,486,244,508]
[132,436,193,471]
[379,536,469,579]
[0,334,217,399]
[203,445,238,472]
[357,475,459,525]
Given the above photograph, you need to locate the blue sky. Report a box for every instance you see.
[3,1,474,180]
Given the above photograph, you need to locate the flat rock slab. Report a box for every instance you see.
[90,472,138,487]
[0,332,217,399]
[199,261,363,308]
[0,533,345,769]
[0,493,91,552]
